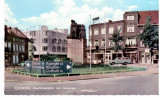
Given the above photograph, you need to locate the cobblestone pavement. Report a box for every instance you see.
[5,64,159,82]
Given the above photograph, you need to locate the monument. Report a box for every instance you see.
[67,20,87,64]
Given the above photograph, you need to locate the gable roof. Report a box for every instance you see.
[5,25,28,38]
[138,10,159,25]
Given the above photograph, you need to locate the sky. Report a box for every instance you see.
[4,0,159,39]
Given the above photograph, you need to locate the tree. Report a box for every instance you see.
[40,53,58,61]
[138,17,159,63]
[110,30,125,52]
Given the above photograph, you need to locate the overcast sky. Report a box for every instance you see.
[4,0,159,39]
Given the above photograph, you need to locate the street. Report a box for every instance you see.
[5,74,158,95]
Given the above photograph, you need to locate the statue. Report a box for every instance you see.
[68,20,86,39]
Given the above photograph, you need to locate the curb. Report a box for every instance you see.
[5,72,158,83]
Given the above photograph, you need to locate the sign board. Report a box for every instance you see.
[25,61,72,74]
[45,61,72,73]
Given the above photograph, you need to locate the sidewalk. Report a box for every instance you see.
[5,64,159,82]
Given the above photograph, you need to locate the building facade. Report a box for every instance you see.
[87,10,159,64]
[5,25,29,66]
[24,25,68,60]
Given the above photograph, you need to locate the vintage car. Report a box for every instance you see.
[109,57,131,65]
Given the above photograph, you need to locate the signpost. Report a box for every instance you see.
[25,61,72,74]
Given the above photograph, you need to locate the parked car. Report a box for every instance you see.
[18,61,25,67]
[109,57,131,65]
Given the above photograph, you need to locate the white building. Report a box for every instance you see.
[24,25,68,60]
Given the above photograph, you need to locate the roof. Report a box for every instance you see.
[138,10,159,25]
[5,25,28,38]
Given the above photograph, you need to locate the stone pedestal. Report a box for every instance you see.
[67,38,87,64]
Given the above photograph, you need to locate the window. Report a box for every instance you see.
[101,39,105,46]
[62,47,65,52]
[42,38,48,43]
[8,42,11,49]
[109,27,114,34]
[19,45,21,52]
[94,29,98,35]
[57,46,61,52]
[127,25,134,32]
[16,55,19,63]
[101,28,106,34]
[13,38,15,41]
[5,42,7,48]
[16,44,18,51]
[22,45,24,52]
[42,46,48,51]
[52,39,56,44]
[117,25,122,33]
[58,39,61,44]
[94,40,99,46]
[127,16,134,20]
[109,40,114,46]
[125,37,136,45]
[13,55,15,64]
[52,46,56,52]
[52,32,56,36]
[43,31,47,36]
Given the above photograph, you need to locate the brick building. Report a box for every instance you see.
[5,25,29,66]
[87,10,159,64]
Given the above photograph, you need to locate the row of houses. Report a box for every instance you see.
[87,10,159,64]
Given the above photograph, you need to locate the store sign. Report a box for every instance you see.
[25,61,72,74]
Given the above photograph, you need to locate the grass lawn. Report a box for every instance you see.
[12,65,147,77]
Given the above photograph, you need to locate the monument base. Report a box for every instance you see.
[67,38,87,64]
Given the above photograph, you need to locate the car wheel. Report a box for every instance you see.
[112,62,115,65]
